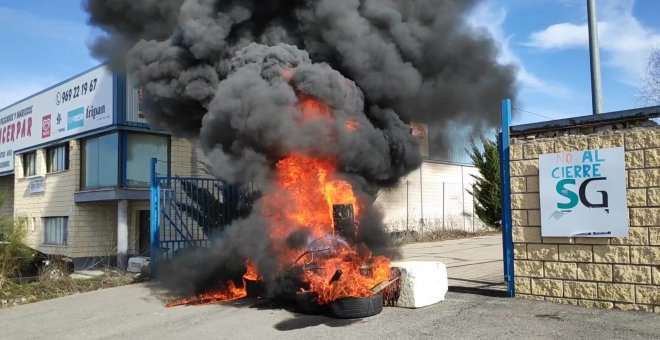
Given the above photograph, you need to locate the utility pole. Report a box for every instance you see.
[587,0,603,115]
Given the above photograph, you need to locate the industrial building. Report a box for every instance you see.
[0,65,482,270]
[0,65,203,269]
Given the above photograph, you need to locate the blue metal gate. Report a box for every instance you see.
[149,158,258,269]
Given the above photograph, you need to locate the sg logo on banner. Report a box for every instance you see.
[539,147,628,237]
[553,150,608,211]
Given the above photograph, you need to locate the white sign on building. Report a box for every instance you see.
[539,147,628,237]
[29,176,46,194]
[0,66,114,173]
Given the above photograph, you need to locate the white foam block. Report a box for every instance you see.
[388,261,448,308]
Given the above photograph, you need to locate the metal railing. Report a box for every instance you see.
[149,158,259,269]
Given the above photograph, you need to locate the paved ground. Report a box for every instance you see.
[1,283,658,340]
[400,235,506,292]
[1,236,658,339]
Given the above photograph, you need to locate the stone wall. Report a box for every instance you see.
[510,124,660,313]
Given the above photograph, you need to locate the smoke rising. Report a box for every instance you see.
[86,0,516,138]
[84,0,516,298]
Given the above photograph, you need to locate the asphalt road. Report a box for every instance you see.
[401,235,506,291]
[0,282,658,340]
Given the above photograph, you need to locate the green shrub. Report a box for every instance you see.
[468,137,501,229]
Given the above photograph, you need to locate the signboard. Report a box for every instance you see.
[539,147,628,237]
[0,66,114,173]
[29,176,46,194]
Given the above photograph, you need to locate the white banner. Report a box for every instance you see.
[0,66,114,173]
[29,176,46,194]
[539,147,628,237]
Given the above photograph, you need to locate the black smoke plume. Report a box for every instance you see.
[84,0,517,298]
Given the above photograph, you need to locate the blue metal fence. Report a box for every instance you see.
[149,158,259,270]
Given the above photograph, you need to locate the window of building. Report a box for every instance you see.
[23,152,36,177]
[126,133,169,187]
[82,133,118,189]
[43,217,67,245]
[47,144,69,173]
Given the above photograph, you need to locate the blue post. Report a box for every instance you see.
[120,131,128,188]
[498,131,506,278]
[150,157,161,276]
[499,99,515,297]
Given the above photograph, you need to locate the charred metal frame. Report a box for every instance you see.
[333,204,357,244]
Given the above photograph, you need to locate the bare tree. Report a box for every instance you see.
[640,47,660,106]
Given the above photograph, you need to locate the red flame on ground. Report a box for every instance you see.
[166,260,259,307]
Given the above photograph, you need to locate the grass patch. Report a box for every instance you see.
[390,229,497,246]
[1,271,135,308]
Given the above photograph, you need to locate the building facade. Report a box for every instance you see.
[0,65,203,269]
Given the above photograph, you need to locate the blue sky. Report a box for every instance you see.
[0,0,658,125]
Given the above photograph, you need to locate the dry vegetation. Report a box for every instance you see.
[1,195,136,308]
[387,217,498,246]
[1,271,136,308]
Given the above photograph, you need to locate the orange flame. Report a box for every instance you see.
[166,281,247,307]
[244,260,260,281]
[296,94,332,122]
[263,153,389,304]
[166,260,260,307]
[305,255,390,304]
[262,154,359,248]
[168,91,390,308]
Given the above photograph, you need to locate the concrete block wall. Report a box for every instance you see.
[71,202,118,258]
[510,126,660,313]
[14,143,77,256]
[171,137,206,178]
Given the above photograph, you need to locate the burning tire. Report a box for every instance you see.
[295,292,327,315]
[245,279,265,298]
[327,293,383,319]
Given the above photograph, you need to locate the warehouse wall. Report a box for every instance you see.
[374,160,487,232]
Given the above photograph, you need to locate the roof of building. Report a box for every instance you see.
[511,105,660,136]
